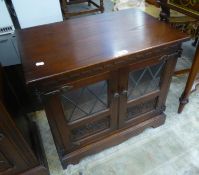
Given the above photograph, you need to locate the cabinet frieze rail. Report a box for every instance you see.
[34,45,182,98]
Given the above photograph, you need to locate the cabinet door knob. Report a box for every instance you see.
[114,92,120,98]
[122,90,128,96]
[0,133,4,141]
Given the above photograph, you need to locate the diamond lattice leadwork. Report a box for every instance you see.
[128,62,165,100]
[61,81,108,122]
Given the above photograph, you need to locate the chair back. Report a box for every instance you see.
[169,0,199,16]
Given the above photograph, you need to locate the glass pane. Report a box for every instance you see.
[127,98,157,120]
[128,62,164,100]
[61,81,108,122]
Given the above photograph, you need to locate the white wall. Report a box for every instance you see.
[12,0,63,28]
[0,0,14,28]
[0,1,18,66]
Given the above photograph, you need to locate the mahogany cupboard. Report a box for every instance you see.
[17,9,189,168]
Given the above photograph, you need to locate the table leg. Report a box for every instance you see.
[178,43,199,113]
[159,0,170,21]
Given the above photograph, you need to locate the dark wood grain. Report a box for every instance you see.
[17,9,189,85]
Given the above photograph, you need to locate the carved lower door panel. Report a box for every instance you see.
[0,149,14,174]
[0,130,27,175]
[119,59,167,128]
[44,72,118,156]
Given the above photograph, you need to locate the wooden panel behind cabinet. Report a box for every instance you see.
[0,151,13,173]
[0,102,38,175]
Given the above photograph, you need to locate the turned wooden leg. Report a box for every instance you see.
[178,43,199,113]
[100,0,104,13]
[158,0,170,21]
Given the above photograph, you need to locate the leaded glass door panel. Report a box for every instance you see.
[119,60,166,128]
[61,80,108,122]
[44,72,118,152]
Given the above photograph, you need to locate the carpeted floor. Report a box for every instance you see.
[176,40,195,71]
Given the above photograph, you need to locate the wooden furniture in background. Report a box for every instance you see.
[159,0,199,20]
[0,66,48,175]
[158,0,199,113]
[60,0,104,18]
[17,10,188,168]
[146,0,160,7]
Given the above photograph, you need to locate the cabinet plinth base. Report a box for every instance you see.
[61,113,166,168]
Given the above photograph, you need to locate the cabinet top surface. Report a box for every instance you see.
[17,9,188,85]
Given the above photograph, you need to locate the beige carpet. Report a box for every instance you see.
[34,74,199,175]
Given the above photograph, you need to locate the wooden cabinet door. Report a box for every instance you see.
[0,102,38,175]
[0,135,15,175]
[0,131,27,175]
[44,72,119,155]
[118,57,177,128]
